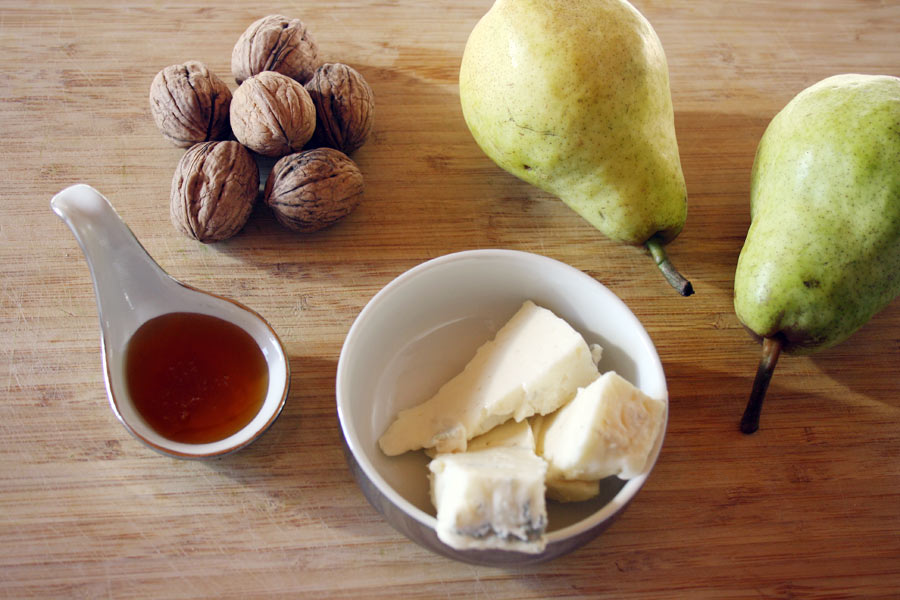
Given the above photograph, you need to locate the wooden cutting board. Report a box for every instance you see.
[1,0,899,597]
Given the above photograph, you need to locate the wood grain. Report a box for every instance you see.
[1,1,899,598]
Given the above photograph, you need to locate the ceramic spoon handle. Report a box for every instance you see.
[50,184,171,327]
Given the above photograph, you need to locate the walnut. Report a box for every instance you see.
[264,148,364,232]
[170,141,260,243]
[230,71,317,157]
[305,63,375,155]
[149,61,232,147]
[231,15,319,85]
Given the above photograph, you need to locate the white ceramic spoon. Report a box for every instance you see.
[51,184,289,458]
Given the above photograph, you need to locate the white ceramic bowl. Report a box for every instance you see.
[336,249,668,565]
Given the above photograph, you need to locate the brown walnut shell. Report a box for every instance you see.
[231,14,319,85]
[305,63,375,155]
[170,141,260,243]
[264,147,364,232]
[149,61,232,148]
[230,71,316,157]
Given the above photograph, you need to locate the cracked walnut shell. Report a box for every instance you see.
[149,61,232,147]
[230,71,316,157]
[305,63,375,155]
[231,14,320,85]
[264,148,364,232]
[171,141,260,243]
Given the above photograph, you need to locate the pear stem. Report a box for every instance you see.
[740,336,783,434]
[645,236,694,296]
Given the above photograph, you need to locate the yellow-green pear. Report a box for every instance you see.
[735,74,900,433]
[459,0,691,294]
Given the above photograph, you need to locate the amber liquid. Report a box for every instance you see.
[125,312,269,444]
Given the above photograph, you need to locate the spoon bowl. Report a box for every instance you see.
[52,184,289,458]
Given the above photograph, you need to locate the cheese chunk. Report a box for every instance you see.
[425,418,535,458]
[545,478,600,503]
[428,447,548,553]
[378,301,600,456]
[529,414,599,502]
[467,418,535,452]
[537,371,666,481]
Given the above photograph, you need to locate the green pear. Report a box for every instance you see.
[459,0,691,295]
[735,73,900,433]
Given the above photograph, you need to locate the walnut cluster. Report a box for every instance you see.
[148,15,374,242]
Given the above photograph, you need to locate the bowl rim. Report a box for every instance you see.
[336,248,667,545]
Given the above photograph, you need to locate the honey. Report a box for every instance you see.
[124,312,269,444]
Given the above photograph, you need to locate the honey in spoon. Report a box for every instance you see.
[125,312,269,444]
